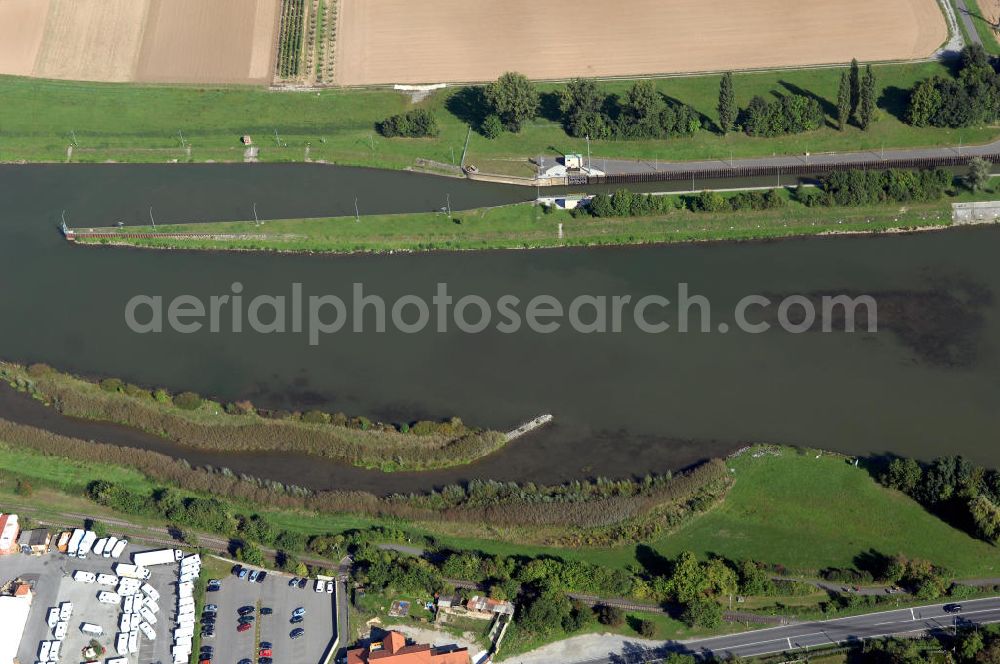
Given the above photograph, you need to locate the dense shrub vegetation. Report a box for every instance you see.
[740,94,823,137]
[1,362,504,472]
[560,78,701,140]
[906,45,1000,128]
[376,109,439,138]
[879,454,1000,544]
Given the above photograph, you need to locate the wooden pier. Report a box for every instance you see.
[505,413,553,441]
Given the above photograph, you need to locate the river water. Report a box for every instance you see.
[1,163,999,493]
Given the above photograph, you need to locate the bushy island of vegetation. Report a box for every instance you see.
[0,360,506,472]
[74,162,997,254]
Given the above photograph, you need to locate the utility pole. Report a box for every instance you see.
[451,146,455,166]
[354,197,360,223]
[585,135,592,172]
[253,202,259,226]
[178,131,187,149]
[70,130,78,147]
[149,207,156,229]
[446,193,452,221]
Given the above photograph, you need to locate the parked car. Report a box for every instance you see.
[288,578,298,587]
[292,607,306,617]
[256,571,268,583]
[238,615,256,625]
[260,642,272,650]
[232,564,243,576]
[290,628,304,639]
[238,606,255,616]
[290,615,304,624]
[204,604,218,612]
[326,580,335,593]
[237,622,252,633]
[238,659,252,664]
[297,578,308,589]
[945,604,963,614]
[201,611,217,619]
[237,568,248,580]
[260,607,273,615]
[248,570,260,583]
[260,658,273,664]
[259,648,272,657]
[201,629,215,639]
[200,646,214,657]
[206,580,221,592]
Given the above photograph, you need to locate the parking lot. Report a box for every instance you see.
[204,567,336,664]
[5,543,177,664]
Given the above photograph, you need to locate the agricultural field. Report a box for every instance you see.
[136,0,280,84]
[273,0,340,84]
[334,0,948,85]
[0,0,280,85]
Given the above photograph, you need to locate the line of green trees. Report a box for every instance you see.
[858,624,1000,663]
[880,454,1000,544]
[559,78,701,140]
[906,44,1000,128]
[803,167,953,207]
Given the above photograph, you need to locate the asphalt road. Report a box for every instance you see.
[954,0,985,46]
[591,138,1000,177]
[578,596,1000,663]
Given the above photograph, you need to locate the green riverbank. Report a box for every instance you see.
[73,189,1000,254]
[0,60,994,171]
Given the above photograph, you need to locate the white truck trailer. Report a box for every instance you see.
[103,536,118,558]
[109,538,128,559]
[66,529,84,557]
[132,548,182,567]
[114,563,151,580]
[76,530,97,558]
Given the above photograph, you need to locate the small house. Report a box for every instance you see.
[18,529,50,555]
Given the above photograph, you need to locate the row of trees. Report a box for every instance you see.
[860,624,1000,663]
[815,167,953,206]
[559,78,701,140]
[719,59,875,136]
[835,60,878,130]
[586,187,786,219]
[907,44,1000,128]
[881,454,1000,544]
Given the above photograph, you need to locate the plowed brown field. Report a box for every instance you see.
[334,0,948,85]
[0,0,279,84]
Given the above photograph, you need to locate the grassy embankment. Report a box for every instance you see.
[74,187,1000,254]
[0,361,506,473]
[2,441,997,658]
[0,61,994,169]
[0,440,994,579]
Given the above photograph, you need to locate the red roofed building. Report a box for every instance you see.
[347,630,470,664]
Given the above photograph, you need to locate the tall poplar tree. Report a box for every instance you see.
[717,72,736,135]
[837,71,851,130]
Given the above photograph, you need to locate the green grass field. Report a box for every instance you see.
[0,60,994,169]
[74,193,968,254]
[0,442,996,579]
[652,448,1000,576]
